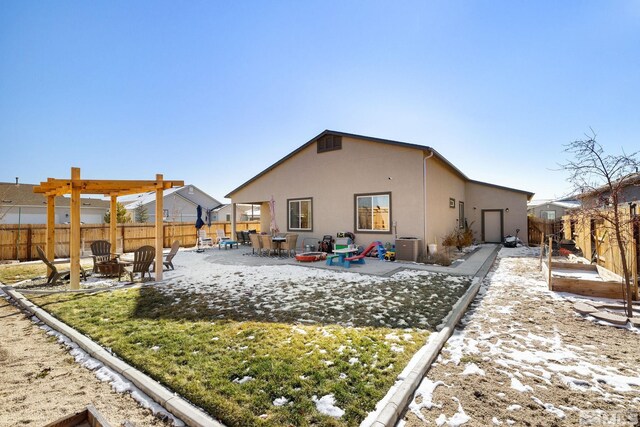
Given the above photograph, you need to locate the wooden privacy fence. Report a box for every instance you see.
[562,208,639,288]
[0,221,261,261]
[528,216,563,246]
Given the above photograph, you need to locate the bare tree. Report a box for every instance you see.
[562,131,639,318]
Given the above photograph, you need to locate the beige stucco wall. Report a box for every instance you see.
[425,156,466,247]
[230,136,427,249]
[228,133,531,250]
[465,182,529,244]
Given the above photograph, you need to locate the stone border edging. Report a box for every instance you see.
[2,287,225,427]
[366,244,501,427]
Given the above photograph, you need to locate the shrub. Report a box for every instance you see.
[433,252,452,266]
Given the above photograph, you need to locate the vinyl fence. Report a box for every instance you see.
[0,221,261,261]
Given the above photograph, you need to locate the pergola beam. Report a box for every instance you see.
[34,179,183,195]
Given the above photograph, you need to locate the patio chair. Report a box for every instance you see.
[260,234,276,256]
[280,234,298,257]
[249,232,263,255]
[198,229,213,248]
[90,240,114,273]
[124,245,156,282]
[235,230,248,245]
[216,229,230,244]
[153,240,180,271]
[36,245,86,284]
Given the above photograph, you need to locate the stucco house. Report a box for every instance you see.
[577,172,640,209]
[225,130,534,254]
[0,181,110,224]
[527,199,580,220]
[212,204,260,222]
[120,184,223,223]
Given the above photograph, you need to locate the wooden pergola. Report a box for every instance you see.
[33,167,184,289]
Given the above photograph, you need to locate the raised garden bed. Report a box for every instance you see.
[43,405,111,427]
[542,260,638,300]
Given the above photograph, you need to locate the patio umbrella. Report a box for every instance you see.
[195,205,205,230]
[195,205,205,252]
[269,196,279,235]
[206,208,212,227]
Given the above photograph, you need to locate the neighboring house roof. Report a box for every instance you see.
[225,130,534,199]
[576,172,640,199]
[119,187,182,207]
[120,185,223,210]
[527,199,581,210]
[0,182,109,208]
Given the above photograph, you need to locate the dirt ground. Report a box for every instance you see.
[0,292,174,427]
[402,251,640,427]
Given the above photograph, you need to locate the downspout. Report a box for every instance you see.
[423,151,434,254]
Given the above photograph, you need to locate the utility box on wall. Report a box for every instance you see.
[395,237,421,262]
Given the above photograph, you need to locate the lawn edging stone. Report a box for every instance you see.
[363,244,500,427]
[2,286,225,427]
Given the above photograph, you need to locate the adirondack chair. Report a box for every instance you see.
[153,240,180,271]
[124,246,156,282]
[90,240,113,273]
[36,245,86,284]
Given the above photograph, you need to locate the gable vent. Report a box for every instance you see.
[317,134,342,153]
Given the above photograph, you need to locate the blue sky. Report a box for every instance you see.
[1,1,639,202]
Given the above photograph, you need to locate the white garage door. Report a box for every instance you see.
[483,210,503,243]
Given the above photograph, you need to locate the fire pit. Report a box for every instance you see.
[96,260,127,279]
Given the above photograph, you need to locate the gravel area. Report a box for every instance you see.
[0,290,175,427]
[402,247,640,427]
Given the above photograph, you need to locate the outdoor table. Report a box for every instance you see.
[219,240,239,250]
[327,248,358,267]
[272,236,286,256]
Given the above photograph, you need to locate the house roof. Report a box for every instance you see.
[119,187,182,206]
[225,130,534,199]
[0,182,110,208]
[527,199,581,209]
[576,172,640,199]
[119,185,223,210]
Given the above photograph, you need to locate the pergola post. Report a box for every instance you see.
[155,174,164,281]
[46,194,55,276]
[110,195,117,253]
[70,167,81,290]
[231,202,237,240]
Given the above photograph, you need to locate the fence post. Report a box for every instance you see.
[121,224,126,253]
[539,233,545,269]
[547,236,553,290]
[26,225,32,260]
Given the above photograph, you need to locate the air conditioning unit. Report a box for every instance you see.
[395,237,422,262]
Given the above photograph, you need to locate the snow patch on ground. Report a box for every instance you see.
[312,394,345,418]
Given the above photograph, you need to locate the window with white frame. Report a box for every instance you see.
[288,198,312,230]
[355,193,391,232]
